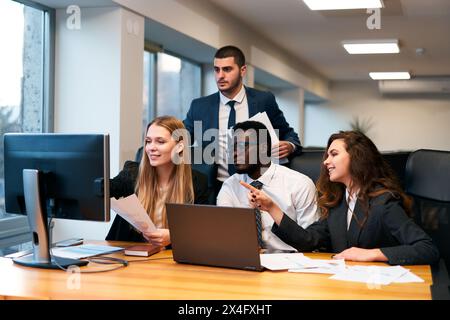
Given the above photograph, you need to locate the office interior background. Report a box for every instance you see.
[1,0,449,255]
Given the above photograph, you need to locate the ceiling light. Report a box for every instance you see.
[342,39,399,54]
[369,72,411,80]
[303,0,383,10]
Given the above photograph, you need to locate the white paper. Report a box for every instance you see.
[288,257,346,274]
[110,194,157,234]
[260,253,307,270]
[248,111,288,165]
[51,244,123,259]
[330,265,410,285]
[248,112,280,145]
[393,271,424,283]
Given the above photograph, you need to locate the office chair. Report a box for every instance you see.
[289,149,325,183]
[382,151,411,189]
[135,146,143,162]
[405,149,450,300]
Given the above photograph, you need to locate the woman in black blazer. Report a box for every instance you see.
[106,116,210,245]
[242,131,439,265]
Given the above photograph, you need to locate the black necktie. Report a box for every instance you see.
[227,100,236,175]
[227,100,236,129]
[250,180,264,248]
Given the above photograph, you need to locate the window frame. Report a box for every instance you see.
[0,0,56,252]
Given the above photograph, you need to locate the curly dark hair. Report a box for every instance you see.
[316,131,411,225]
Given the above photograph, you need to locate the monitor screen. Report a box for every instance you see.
[4,133,110,222]
[3,133,110,269]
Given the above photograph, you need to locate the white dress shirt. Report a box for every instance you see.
[345,189,358,230]
[217,85,249,181]
[217,162,319,251]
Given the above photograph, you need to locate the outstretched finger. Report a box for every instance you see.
[239,180,259,193]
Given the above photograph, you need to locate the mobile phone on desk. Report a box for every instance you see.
[55,238,84,247]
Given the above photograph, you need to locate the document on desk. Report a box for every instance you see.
[260,253,308,270]
[393,270,424,283]
[52,244,123,259]
[260,253,346,273]
[110,194,157,234]
[288,258,346,275]
[329,265,411,285]
[247,111,287,164]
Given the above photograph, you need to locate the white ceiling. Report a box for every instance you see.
[208,0,450,81]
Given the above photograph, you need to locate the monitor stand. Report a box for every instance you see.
[13,169,88,269]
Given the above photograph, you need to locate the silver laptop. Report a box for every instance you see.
[166,203,263,271]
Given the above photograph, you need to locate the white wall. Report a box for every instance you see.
[113,0,328,100]
[53,6,144,241]
[304,81,450,151]
[273,88,305,145]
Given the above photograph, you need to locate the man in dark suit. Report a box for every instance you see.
[183,45,302,198]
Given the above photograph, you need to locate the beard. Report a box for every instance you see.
[235,163,259,176]
[219,75,242,96]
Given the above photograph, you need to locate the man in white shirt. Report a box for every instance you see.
[217,121,319,252]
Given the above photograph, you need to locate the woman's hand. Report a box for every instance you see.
[239,181,284,225]
[333,247,388,262]
[143,228,171,247]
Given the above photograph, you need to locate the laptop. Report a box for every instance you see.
[166,203,263,271]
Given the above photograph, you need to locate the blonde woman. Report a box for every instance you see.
[106,116,210,247]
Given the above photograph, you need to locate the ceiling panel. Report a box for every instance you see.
[208,0,450,81]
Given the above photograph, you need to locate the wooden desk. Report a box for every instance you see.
[0,241,432,300]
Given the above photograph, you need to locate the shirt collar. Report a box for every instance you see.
[244,162,276,188]
[345,188,359,203]
[219,84,246,106]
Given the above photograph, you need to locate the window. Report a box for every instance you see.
[0,0,54,255]
[142,50,201,135]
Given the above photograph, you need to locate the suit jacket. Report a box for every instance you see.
[183,86,302,188]
[272,192,440,265]
[105,161,210,242]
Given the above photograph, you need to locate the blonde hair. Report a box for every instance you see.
[135,116,194,228]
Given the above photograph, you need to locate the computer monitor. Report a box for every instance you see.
[3,133,110,269]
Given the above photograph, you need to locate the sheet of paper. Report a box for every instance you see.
[329,265,409,285]
[393,271,424,283]
[288,257,346,274]
[247,111,288,165]
[260,253,307,270]
[110,194,157,234]
[51,244,123,259]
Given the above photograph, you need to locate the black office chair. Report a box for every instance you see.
[289,149,325,183]
[382,151,411,189]
[405,149,450,299]
[135,146,143,162]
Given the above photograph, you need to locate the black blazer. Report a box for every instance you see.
[105,161,210,242]
[272,192,439,265]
